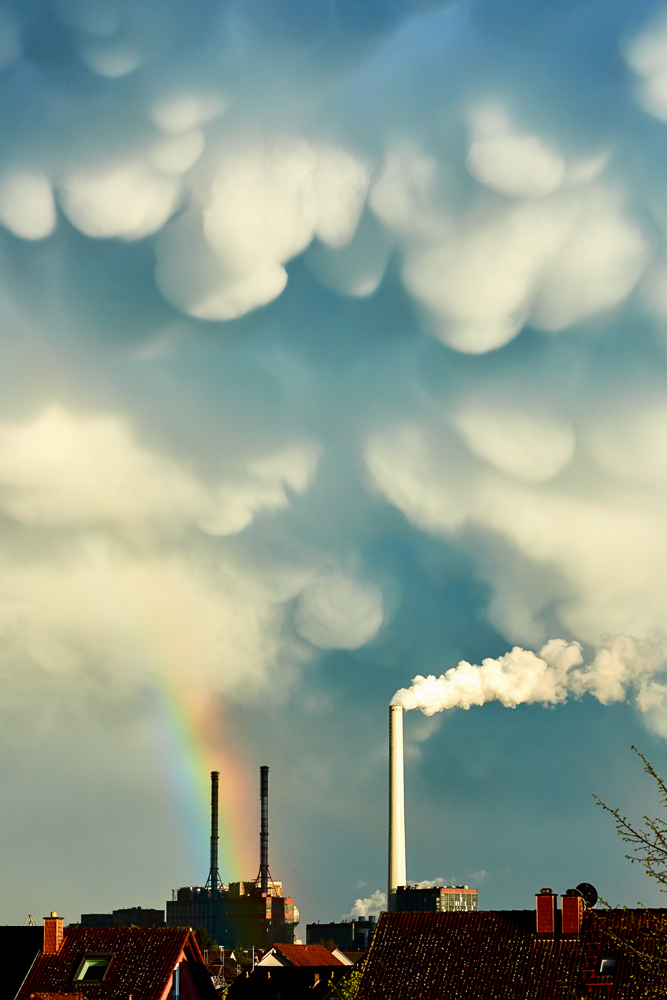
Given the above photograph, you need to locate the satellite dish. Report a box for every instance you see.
[576,882,598,908]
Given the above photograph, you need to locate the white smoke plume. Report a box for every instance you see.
[342,889,387,920]
[392,634,666,719]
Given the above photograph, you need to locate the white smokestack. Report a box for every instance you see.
[388,704,406,911]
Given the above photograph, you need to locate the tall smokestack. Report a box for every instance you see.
[259,765,270,895]
[207,770,221,892]
[257,764,271,895]
[388,705,406,911]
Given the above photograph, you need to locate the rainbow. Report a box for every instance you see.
[154,682,257,884]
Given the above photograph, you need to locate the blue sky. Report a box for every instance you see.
[0,0,667,931]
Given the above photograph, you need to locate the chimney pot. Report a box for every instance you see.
[43,914,63,954]
[561,891,584,936]
[535,890,557,937]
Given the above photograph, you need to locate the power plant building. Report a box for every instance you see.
[167,768,299,948]
[388,705,479,914]
[306,916,377,950]
[395,885,478,913]
[81,908,165,928]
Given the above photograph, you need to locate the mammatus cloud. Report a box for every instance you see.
[392,635,666,725]
[0,405,320,538]
[0,404,383,700]
[294,573,383,650]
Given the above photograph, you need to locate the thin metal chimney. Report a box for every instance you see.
[259,765,270,895]
[388,705,407,911]
[206,770,221,892]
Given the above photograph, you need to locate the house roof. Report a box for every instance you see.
[0,925,44,1000]
[356,908,667,999]
[268,944,344,967]
[31,994,86,999]
[16,927,217,1000]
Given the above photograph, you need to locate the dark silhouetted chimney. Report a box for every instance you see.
[206,771,221,892]
[259,765,270,895]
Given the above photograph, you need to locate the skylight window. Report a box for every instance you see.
[598,957,617,976]
[74,954,113,983]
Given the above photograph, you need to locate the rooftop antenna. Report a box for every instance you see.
[205,770,222,892]
[23,915,35,927]
[256,765,273,895]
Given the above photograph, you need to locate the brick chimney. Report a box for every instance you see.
[44,912,63,954]
[561,890,584,937]
[535,889,557,937]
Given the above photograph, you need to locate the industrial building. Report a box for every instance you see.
[167,767,300,948]
[388,705,479,912]
[81,907,165,927]
[395,885,478,913]
[306,916,376,949]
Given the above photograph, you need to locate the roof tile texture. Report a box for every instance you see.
[356,909,667,999]
[270,944,343,967]
[17,927,204,1000]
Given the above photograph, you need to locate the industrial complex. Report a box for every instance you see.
[166,766,300,948]
[1,705,663,997]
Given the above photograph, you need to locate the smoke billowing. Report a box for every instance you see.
[392,634,667,721]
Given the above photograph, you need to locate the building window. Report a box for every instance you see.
[598,957,617,976]
[74,954,113,983]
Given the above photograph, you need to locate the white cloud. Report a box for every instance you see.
[364,408,667,668]
[453,404,575,484]
[0,536,294,698]
[59,161,181,240]
[399,186,647,354]
[626,12,667,121]
[156,136,370,320]
[294,572,384,649]
[0,405,321,538]
[151,94,229,133]
[0,172,56,240]
[147,130,205,176]
[466,108,566,199]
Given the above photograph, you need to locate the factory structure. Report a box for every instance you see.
[388,704,478,914]
[167,767,299,948]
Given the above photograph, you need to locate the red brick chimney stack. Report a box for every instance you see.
[535,889,557,937]
[43,912,63,954]
[561,890,584,937]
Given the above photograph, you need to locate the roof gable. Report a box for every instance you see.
[0,925,44,1000]
[268,944,344,967]
[16,927,216,1000]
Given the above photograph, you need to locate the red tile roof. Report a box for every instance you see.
[31,995,86,999]
[17,927,216,1000]
[356,908,667,999]
[31,994,86,999]
[270,944,344,967]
